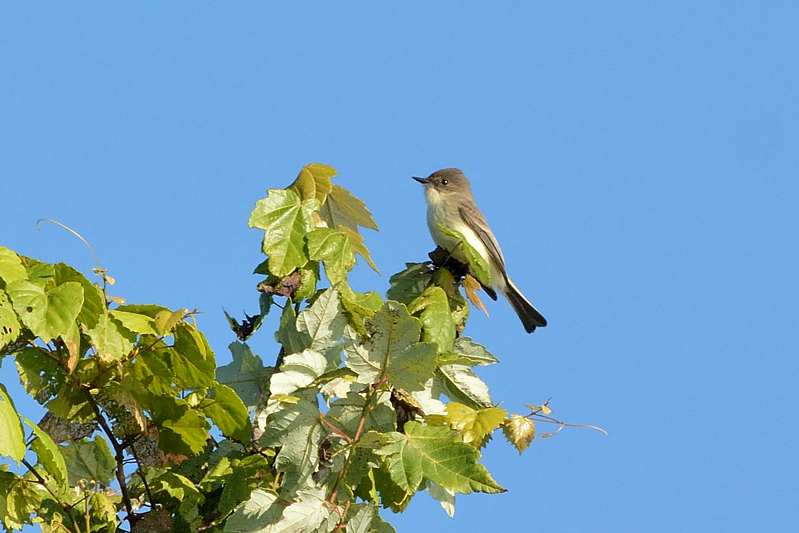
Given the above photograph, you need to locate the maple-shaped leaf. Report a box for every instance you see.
[375,421,505,494]
[249,188,319,277]
[289,162,336,205]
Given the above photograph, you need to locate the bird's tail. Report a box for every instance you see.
[503,277,547,333]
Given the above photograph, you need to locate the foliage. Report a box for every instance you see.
[0,163,563,532]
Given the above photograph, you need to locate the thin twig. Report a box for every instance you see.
[128,438,155,509]
[86,393,136,523]
[21,459,80,533]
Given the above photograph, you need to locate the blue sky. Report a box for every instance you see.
[2,2,797,531]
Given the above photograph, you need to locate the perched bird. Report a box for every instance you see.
[413,168,547,333]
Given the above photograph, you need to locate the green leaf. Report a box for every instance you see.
[389,342,438,392]
[436,364,492,409]
[320,184,378,232]
[375,421,505,494]
[6,280,84,342]
[270,489,336,533]
[2,473,42,529]
[150,471,203,506]
[53,263,104,329]
[159,406,209,455]
[259,395,322,494]
[249,188,319,277]
[409,286,455,353]
[114,303,169,318]
[438,337,499,367]
[328,391,396,436]
[346,503,396,533]
[0,290,21,352]
[307,228,355,284]
[85,313,135,363]
[15,347,63,403]
[275,304,306,355]
[295,287,346,364]
[154,307,187,335]
[270,349,328,396]
[0,384,25,462]
[339,283,382,334]
[171,324,216,389]
[205,384,252,442]
[224,489,282,532]
[25,418,69,489]
[344,302,434,391]
[445,403,507,448]
[289,162,336,204]
[342,225,379,272]
[428,482,456,518]
[217,342,273,409]
[0,247,26,284]
[60,437,116,486]
[386,263,433,305]
[436,224,492,288]
[109,309,158,335]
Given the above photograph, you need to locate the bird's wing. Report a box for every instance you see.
[458,204,507,277]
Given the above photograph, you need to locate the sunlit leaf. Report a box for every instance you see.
[436,364,492,409]
[6,280,84,342]
[269,349,328,396]
[249,188,320,277]
[0,247,27,284]
[409,286,455,353]
[85,313,135,363]
[437,337,499,367]
[290,163,336,205]
[445,403,507,448]
[386,263,433,305]
[110,309,158,335]
[25,418,69,489]
[375,421,505,494]
[0,384,25,462]
[205,384,252,442]
[0,291,21,352]
[296,287,347,365]
[503,415,536,453]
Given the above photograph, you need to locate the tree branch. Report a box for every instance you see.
[85,392,136,524]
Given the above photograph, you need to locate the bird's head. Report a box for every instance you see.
[412,168,472,203]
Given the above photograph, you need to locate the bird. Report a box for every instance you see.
[413,168,547,333]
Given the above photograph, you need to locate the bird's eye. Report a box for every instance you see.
[441,178,448,185]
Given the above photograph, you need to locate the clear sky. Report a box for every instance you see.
[2,2,797,531]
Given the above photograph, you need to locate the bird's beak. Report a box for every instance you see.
[412,176,430,185]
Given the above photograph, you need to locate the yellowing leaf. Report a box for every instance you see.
[445,403,507,448]
[463,274,489,317]
[503,415,536,453]
[290,163,336,204]
[526,403,553,416]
